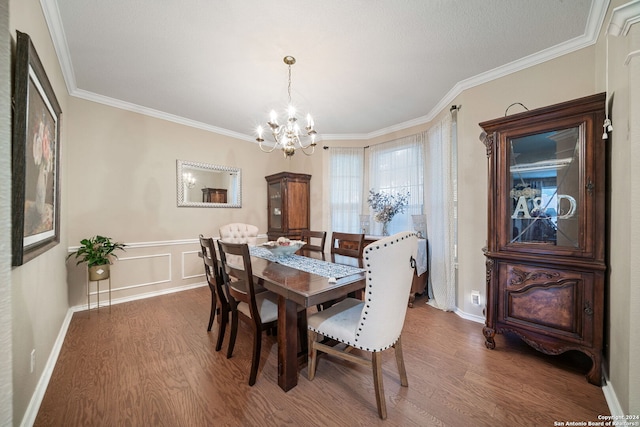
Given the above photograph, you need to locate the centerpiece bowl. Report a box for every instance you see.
[261,240,304,256]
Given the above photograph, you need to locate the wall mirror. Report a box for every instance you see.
[176,160,241,208]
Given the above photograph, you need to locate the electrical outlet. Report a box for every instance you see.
[30,349,36,373]
[471,290,481,306]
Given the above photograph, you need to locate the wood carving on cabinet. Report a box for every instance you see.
[480,93,607,386]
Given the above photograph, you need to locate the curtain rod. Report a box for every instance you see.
[323,145,369,150]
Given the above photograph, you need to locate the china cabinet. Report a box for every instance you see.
[266,172,311,241]
[201,188,227,203]
[479,93,607,385]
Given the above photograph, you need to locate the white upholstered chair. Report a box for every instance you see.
[307,231,418,419]
[218,223,259,245]
[219,223,259,267]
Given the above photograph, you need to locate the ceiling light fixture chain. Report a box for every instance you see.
[287,57,293,105]
[256,56,318,158]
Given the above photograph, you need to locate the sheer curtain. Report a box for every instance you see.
[368,135,425,235]
[329,147,365,233]
[425,113,456,311]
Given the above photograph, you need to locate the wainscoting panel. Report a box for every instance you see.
[67,239,206,310]
[182,250,205,280]
[112,253,172,289]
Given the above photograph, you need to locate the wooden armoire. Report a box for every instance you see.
[479,93,607,385]
[265,172,311,241]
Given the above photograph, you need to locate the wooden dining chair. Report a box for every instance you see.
[217,240,305,386]
[330,231,365,259]
[312,232,366,311]
[198,235,229,352]
[301,230,327,252]
[307,232,418,419]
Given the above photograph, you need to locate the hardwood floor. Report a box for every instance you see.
[35,286,609,426]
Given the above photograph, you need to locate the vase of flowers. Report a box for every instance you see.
[367,190,410,236]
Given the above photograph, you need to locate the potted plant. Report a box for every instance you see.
[67,235,126,281]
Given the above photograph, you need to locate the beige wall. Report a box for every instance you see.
[64,97,325,307]
[67,98,287,243]
[627,23,640,414]
[597,0,640,414]
[7,0,639,424]
[9,0,70,424]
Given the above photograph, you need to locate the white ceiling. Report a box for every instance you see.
[41,0,608,141]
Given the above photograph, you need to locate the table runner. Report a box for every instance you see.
[249,247,365,279]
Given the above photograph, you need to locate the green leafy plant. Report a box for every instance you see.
[66,235,126,267]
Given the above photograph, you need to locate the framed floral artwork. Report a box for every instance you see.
[12,31,62,266]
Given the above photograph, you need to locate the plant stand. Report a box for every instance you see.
[87,275,111,316]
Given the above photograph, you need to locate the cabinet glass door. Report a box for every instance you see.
[269,182,282,230]
[508,126,581,248]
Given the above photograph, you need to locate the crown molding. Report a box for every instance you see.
[320,133,370,141]
[39,0,76,95]
[41,0,610,142]
[607,0,640,36]
[71,89,254,142]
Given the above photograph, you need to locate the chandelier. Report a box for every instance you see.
[182,172,196,189]
[256,56,317,157]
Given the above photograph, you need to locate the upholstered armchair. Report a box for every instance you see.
[218,223,259,245]
[307,231,418,419]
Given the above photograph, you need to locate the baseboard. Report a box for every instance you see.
[20,308,74,427]
[454,306,485,324]
[70,281,207,312]
[21,282,207,426]
[602,371,624,417]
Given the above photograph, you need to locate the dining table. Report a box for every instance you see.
[248,247,366,392]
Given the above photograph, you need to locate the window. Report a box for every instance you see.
[368,134,425,235]
[329,147,364,233]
